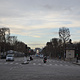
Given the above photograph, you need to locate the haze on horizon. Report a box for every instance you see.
[0,0,80,49]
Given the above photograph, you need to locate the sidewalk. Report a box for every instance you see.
[73,60,80,65]
[65,58,80,65]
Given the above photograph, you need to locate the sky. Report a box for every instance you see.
[0,0,80,49]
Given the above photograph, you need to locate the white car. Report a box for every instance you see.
[6,54,14,61]
[40,54,43,58]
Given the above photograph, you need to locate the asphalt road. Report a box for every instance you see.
[0,57,80,80]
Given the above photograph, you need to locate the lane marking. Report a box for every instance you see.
[55,64,58,66]
[60,64,63,66]
[4,63,8,64]
[43,64,47,65]
[15,63,18,65]
[49,64,52,66]
[65,65,68,66]
[38,63,41,65]
[33,63,36,65]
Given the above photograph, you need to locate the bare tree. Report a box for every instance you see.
[59,27,70,43]
[0,28,10,42]
[59,27,70,60]
[0,28,10,53]
[8,36,17,45]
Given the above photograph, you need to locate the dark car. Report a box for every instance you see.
[0,55,6,59]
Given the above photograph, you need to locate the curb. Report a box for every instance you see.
[73,62,80,65]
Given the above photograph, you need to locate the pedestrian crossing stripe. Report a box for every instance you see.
[4,63,8,64]
[60,64,63,66]
[49,64,52,65]
[38,63,41,65]
[15,63,18,64]
[43,64,47,65]
[65,65,68,66]
[10,62,13,64]
[55,64,58,66]
[33,63,36,65]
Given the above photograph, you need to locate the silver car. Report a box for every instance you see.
[6,54,14,61]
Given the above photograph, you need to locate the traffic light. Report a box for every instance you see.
[76,54,78,55]
[29,49,31,53]
[25,45,27,49]
[76,54,78,57]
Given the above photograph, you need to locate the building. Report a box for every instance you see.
[66,43,75,60]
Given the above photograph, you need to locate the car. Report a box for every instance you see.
[6,54,14,61]
[40,54,43,58]
[0,55,6,59]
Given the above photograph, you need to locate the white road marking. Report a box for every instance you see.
[15,63,18,65]
[38,63,41,65]
[10,62,13,64]
[43,64,47,65]
[60,64,63,66]
[49,64,52,66]
[33,63,36,65]
[65,65,68,66]
[4,63,8,64]
[55,64,58,66]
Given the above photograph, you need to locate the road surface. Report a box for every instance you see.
[0,57,80,80]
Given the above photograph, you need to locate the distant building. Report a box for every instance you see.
[35,48,41,56]
[66,43,75,60]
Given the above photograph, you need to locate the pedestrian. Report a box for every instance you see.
[30,55,33,61]
[59,56,61,59]
[24,56,27,63]
[76,54,78,63]
[23,53,29,64]
[43,56,47,63]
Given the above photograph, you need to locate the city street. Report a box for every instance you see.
[0,56,80,80]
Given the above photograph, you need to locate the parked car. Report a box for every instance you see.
[6,54,14,61]
[0,52,6,59]
[0,55,6,59]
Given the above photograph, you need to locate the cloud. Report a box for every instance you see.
[31,35,41,38]
[27,43,46,49]
[0,0,80,48]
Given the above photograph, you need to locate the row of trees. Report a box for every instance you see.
[1,27,80,58]
[0,27,33,56]
[41,27,80,59]
[42,38,64,58]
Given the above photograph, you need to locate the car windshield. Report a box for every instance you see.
[7,54,14,57]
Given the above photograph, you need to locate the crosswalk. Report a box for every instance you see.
[31,62,75,67]
[0,58,79,67]
[0,62,19,65]
[0,62,78,67]
[29,59,78,67]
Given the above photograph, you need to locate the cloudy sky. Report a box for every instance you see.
[0,0,80,49]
